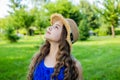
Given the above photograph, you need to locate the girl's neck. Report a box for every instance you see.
[44,41,59,67]
[48,41,59,58]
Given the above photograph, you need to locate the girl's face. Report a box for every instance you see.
[44,20,63,42]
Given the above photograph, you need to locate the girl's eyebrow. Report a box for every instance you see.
[56,24,61,27]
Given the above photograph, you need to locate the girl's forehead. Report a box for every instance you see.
[53,20,63,27]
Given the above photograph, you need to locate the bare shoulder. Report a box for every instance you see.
[73,58,83,80]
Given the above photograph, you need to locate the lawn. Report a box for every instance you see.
[0,35,120,80]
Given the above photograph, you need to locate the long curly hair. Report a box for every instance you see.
[27,26,79,80]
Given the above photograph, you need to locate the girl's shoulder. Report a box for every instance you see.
[71,55,82,66]
[71,56,83,80]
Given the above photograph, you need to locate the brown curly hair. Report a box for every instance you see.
[27,26,79,80]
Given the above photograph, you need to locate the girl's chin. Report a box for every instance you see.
[44,36,51,41]
[44,34,48,38]
[45,38,59,42]
[44,35,59,42]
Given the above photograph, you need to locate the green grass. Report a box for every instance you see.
[0,35,120,80]
[72,36,120,80]
[0,35,43,80]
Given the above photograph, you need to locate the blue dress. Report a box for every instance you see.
[33,59,65,80]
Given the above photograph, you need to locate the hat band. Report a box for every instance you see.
[70,32,74,43]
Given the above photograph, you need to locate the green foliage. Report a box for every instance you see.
[29,8,49,33]
[5,26,20,42]
[98,26,109,36]
[88,14,100,30]
[44,0,81,25]
[95,23,109,36]
[95,0,120,37]
[7,0,35,34]
[24,14,35,29]
[12,9,35,29]
[0,0,120,41]
[34,30,40,35]
[79,19,89,40]
[34,15,49,31]
[95,0,119,26]
[77,0,100,40]
[0,19,7,29]
[19,28,27,35]
[0,32,4,41]
[115,28,120,35]
[0,16,14,29]
[78,0,100,30]
[8,0,26,14]
[34,29,45,35]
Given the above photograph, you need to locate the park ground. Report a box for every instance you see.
[0,35,120,80]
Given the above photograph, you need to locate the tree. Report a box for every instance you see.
[78,0,100,29]
[8,0,26,14]
[7,0,35,35]
[5,24,20,42]
[77,0,98,40]
[95,0,120,37]
[29,7,49,34]
[79,18,89,40]
[44,0,81,25]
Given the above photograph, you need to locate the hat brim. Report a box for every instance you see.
[50,13,72,47]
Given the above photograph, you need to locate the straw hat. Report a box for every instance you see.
[50,13,79,48]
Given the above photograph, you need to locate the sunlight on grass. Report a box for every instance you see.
[72,36,120,80]
[6,56,25,60]
[0,35,120,80]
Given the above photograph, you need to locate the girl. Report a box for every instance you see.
[27,13,83,80]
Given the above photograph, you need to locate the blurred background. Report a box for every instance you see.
[0,0,120,80]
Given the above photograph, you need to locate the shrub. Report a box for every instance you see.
[115,28,120,35]
[98,26,108,36]
[19,28,27,35]
[79,19,89,40]
[5,27,20,42]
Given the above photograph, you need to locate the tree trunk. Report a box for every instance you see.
[111,25,115,38]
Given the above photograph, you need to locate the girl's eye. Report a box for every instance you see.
[55,26,58,29]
